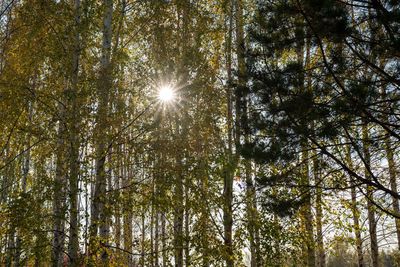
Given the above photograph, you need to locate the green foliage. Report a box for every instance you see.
[1,0,399,265]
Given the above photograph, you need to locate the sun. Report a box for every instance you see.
[158,85,175,102]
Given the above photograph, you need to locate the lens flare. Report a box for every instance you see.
[158,86,175,102]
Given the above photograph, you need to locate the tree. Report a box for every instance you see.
[244,0,400,265]
[1,0,399,266]
[89,0,113,263]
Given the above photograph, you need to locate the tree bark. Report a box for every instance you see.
[15,101,33,267]
[123,146,133,266]
[314,156,325,267]
[223,1,235,266]
[141,206,146,266]
[235,0,262,265]
[301,143,316,267]
[67,0,82,265]
[161,211,167,266]
[363,124,379,267]
[52,101,67,267]
[173,1,190,266]
[347,144,364,267]
[89,0,113,263]
[173,139,184,267]
[300,21,315,267]
[381,86,400,249]
[385,130,400,248]
[184,176,190,267]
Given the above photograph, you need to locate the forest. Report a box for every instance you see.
[0,0,400,266]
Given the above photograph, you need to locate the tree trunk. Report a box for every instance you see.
[89,0,113,263]
[173,144,184,267]
[161,212,167,267]
[381,86,400,249]
[362,124,379,267]
[314,156,325,267]
[67,0,82,265]
[347,144,364,267]
[15,101,33,267]
[141,207,146,266]
[234,0,261,265]
[172,110,184,267]
[200,157,210,267]
[150,180,155,267]
[123,146,133,266]
[155,212,159,267]
[114,156,121,250]
[301,143,316,267]
[347,7,364,267]
[52,101,67,267]
[173,1,190,265]
[184,178,190,267]
[223,1,235,266]
[299,19,315,267]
